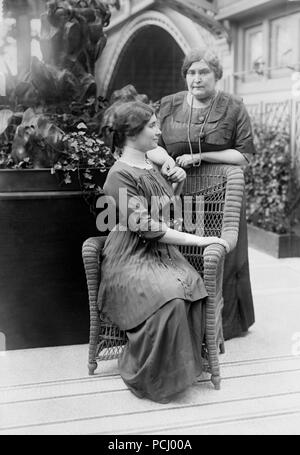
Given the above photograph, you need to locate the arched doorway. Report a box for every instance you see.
[107,25,185,102]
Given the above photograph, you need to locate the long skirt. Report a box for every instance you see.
[222,196,255,340]
[118,298,205,403]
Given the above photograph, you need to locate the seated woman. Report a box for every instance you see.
[98,101,229,403]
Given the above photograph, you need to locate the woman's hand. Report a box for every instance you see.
[165,166,186,183]
[161,158,176,177]
[217,238,230,253]
[176,154,197,168]
[197,236,230,253]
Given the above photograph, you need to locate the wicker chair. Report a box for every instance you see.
[82,163,245,390]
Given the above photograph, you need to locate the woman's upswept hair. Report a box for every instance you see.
[181,48,223,81]
[101,101,154,151]
[110,84,149,105]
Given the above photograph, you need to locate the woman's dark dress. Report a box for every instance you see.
[159,90,255,340]
[97,160,208,402]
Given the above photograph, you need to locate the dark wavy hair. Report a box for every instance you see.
[101,101,154,151]
[181,48,223,81]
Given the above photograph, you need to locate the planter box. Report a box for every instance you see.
[247,224,300,258]
[0,168,107,192]
[0,168,107,350]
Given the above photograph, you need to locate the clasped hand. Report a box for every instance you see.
[175,154,196,168]
[161,162,186,183]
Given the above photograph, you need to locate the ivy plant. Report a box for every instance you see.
[245,121,299,234]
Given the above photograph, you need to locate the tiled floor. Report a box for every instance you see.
[1,247,300,435]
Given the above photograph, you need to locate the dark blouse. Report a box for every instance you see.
[158,91,256,162]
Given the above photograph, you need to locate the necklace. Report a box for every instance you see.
[119,146,152,169]
[187,91,218,167]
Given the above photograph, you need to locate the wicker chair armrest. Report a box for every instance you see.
[203,243,226,286]
[203,243,226,307]
[82,236,107,313]
[221,166,244,251]
[221,231,239,254]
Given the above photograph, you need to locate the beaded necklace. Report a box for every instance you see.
[187,92,218,167]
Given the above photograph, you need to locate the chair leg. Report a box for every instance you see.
[88,312,100,375]
[211,374,221,390]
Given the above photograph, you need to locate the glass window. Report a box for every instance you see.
[270,15,296,77]
[243,25,263,80]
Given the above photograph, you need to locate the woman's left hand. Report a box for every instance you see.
[165,166,186,183]
[176,154,196,168]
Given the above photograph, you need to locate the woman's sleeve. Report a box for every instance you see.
[234,102,256,163]
[104,170,168,241]
[157,95,172,149]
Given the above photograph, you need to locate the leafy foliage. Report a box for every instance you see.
[245,122,299,234]
[0,0,118,178]
[4,0,120,108]
[0,108,64,168]
[53,126,115,190]
[0,108,115,191]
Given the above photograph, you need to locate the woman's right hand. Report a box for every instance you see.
[165,166,186,183]
[198,236,230,253]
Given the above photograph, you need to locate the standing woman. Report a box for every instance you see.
[99,101,229,403]
[158,48,255,340]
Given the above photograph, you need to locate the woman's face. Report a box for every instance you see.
[133,115,161,152]
[186,60,217,100]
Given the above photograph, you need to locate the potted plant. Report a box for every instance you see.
[0,0,120,350]
[245,120,300,258]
